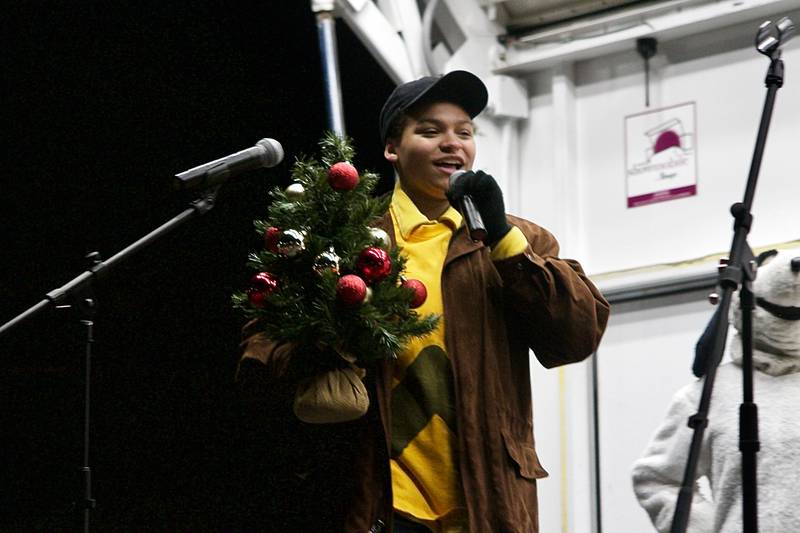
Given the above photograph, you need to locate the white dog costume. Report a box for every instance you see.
[631,249,800,532]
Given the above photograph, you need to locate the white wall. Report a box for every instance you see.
[482,10,800,533]
[596,292,722,532]
[515,14,800,275]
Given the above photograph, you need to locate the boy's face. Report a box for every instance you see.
[384,101,476,208]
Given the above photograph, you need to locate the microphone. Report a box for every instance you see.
[756,17,795,57]
[174,138,284,191]
[449,170,487,243]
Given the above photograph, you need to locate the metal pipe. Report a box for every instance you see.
[315,9,346,136]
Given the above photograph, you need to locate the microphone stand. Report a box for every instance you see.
[671,18,792,533]
[0,186,220,532]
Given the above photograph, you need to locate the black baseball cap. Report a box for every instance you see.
[379,70,488,144]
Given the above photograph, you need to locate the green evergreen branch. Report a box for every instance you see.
[233,134,439,366]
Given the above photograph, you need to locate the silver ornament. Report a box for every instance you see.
[276,229,306,257]
[364,286,373,304]
[369,227,391,250]
[313,249,340,275]
[284,183,305,200]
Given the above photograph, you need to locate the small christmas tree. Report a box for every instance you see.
[233,132,438,365]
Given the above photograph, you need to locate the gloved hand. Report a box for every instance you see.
[446,170,511,246]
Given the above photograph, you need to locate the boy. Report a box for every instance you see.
[237,70,608,533]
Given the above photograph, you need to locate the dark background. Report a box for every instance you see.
[2,3,394,529]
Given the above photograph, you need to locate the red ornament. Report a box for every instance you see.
[336,274,367,307]
[356,247,392,284]
[247,272,279,308]
[402,279,427,308]
[263,226,281,253]
[248,291,267,308]
[327,161,359,191]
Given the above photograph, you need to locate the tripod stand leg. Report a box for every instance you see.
[739,286,760,532]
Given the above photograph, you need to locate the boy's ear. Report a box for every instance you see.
[384,141,398,163]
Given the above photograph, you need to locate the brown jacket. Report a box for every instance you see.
[238,213,609,532]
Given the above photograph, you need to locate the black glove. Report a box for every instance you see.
[446,170,511,246]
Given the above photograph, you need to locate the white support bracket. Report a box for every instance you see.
[378,0,428,78]
[335,0,416,83]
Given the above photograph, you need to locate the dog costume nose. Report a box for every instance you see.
[792,257,800,273]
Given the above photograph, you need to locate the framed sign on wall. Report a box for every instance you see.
[624,102,698,208]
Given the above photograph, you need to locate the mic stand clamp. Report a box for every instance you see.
[189,185,220,216]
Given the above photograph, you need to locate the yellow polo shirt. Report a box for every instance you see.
[388,182,527,532]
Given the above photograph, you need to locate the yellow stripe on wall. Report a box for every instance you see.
[559,366,569,533]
